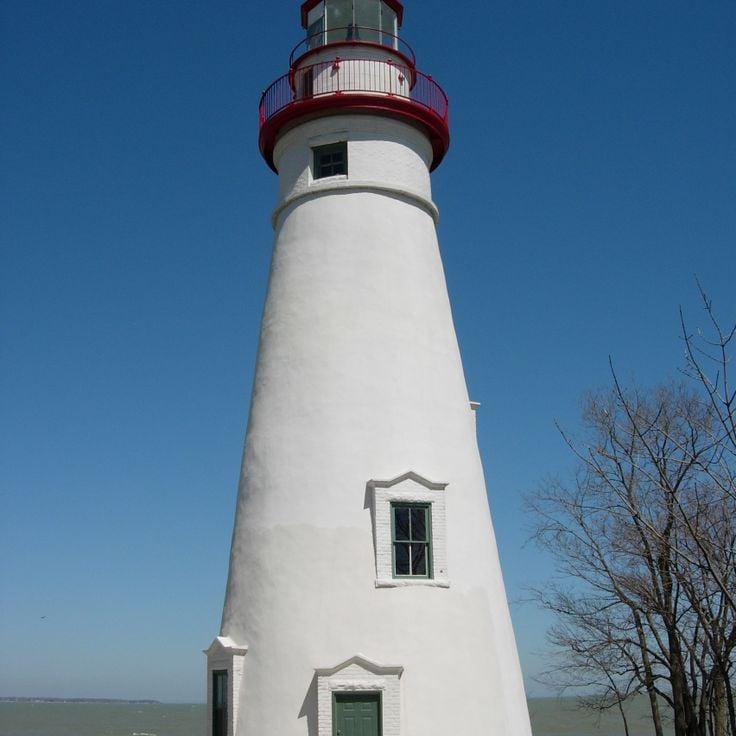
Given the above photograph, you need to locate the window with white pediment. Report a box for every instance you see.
[367,471,449,588]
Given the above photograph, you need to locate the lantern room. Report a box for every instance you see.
[259,0,449,173]
[301,0,404,49]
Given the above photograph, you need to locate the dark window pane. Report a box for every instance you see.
[394,507,410,540]
[394,543,410,574]
[314,143,347,179]
[212,670,228,736]
[410,507,427,541]
[213,670,227,706]
[411,544,427,575]
[392,503,432,578]
[325,151,345,176]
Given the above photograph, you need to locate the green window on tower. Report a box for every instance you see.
[391,503,432,578]
[313,142,348,179]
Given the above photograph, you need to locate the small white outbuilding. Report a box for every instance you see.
[205,2,533,734]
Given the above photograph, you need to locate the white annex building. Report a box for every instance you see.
[205,2,533,734]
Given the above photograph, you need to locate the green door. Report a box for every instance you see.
[333,692,381,736]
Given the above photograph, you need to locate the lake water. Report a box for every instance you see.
[0,698,670,735]
[529,697,672,735]
[0,704,204,736]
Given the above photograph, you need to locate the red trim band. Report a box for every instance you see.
[259,94,450,173]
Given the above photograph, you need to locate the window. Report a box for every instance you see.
[392,503,431,577]
[212,670,228,736]
[354,0,381,44]
[367,471,449,588]
[306,1,399,49]
[306,1,325,48]
[381,4,397,46]
[313,142,347,179]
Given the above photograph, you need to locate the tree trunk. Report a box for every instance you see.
[669,638,697,736]
[616,696,631,736]
[712,671,727,736]
[634,611,665,736]
[722,663,736,736]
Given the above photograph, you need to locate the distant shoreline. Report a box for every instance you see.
[0,697,160,704]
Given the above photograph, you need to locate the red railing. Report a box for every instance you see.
[259,57,448,128]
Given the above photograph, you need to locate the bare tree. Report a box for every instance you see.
[528,292,736,736]
[681,283,736,461]
[680,286,736,736]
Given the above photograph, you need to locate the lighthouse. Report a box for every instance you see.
[205,2,532,734]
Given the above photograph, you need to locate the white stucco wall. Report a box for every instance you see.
[217,111,531,735]
[273,115,435,224]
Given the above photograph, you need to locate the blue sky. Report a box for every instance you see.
[1,0,734,703]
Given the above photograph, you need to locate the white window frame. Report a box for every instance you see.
[367,471,450,588]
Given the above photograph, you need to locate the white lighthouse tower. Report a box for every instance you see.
[205,2,532,735]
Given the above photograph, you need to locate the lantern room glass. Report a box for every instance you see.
[354,0,381,44]
[306,0,398,49]
[325,0,351,44]
[306,2,325,47]
[380,4,397,46]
